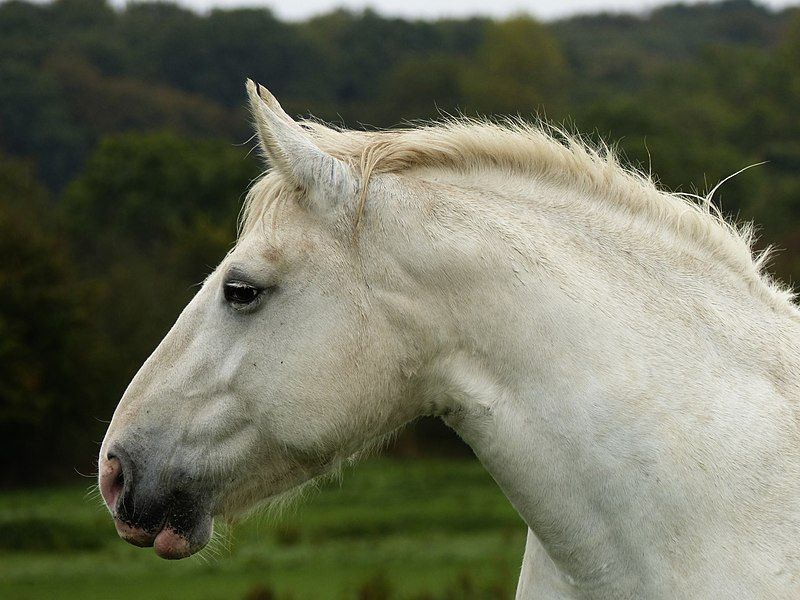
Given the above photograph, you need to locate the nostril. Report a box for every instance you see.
[99,451,126,512]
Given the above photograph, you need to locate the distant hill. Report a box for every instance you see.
[0,0,796,187]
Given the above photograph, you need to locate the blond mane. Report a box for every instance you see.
[243,117,798,317]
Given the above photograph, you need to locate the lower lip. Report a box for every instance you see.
[153,527,194,559]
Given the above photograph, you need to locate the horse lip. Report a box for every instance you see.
[114,517,165,547]
[114,508,212,559]
[154,526,195,559]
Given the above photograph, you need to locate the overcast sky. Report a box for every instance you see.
[97,0,797,21]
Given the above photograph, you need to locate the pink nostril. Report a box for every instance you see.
[99,454,124,512]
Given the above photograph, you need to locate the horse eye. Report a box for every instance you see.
[223,281,262,307]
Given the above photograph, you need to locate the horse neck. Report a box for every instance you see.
[377,173,800,594]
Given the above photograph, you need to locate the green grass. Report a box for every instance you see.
[0,458,525,599]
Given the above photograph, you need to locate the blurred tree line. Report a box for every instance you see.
[0,0,799,485]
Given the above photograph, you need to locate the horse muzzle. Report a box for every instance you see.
[98,445,213,559]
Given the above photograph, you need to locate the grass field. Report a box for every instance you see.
[0,458,525,599]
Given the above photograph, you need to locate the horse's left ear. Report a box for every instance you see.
[246,79,357,217]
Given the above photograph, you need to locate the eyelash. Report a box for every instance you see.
[223,281,271,310]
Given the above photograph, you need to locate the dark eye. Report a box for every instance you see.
[223,281,263,307]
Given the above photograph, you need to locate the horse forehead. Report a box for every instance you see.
[259,241,283,263]
[226,232,279,263]
[234,221,323,265]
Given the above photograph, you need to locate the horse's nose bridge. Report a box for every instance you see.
[101,287,217,501]
[141,314,226,399]
[108,328,198,437]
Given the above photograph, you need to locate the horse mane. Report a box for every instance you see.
[243,117,798,317]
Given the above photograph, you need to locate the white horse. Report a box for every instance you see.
[99,80,800,598]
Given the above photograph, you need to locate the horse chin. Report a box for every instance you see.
[113,500,214,560]
[217,457,338,521]
[153,516,213,560]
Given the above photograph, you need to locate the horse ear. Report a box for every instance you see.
[246,79,356,217]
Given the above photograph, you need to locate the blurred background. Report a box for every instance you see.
[1,0,799,597]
